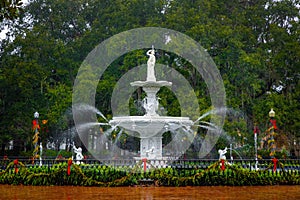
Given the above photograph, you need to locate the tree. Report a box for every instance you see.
[0,0,299,156]
[0,0,23,22]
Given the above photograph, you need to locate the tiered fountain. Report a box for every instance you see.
[109,47,193,159]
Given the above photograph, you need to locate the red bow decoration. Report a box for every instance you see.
[67,159,72,176]
[32,119,40,130]
[220,159,225,171]
[254,126,259,134]
[272,158,278,172]
[142,158,147,172]
[270,119,277,130]
[13,159,19,173]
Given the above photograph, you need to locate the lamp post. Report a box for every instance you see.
[32,111,40,164]
[254,124,259,170]
[269,108,276,158]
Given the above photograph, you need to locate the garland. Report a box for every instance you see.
[0,160,299,186]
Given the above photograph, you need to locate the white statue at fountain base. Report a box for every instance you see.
[73,144,84,164]
[218,147,227,160]
[218,147,232,166]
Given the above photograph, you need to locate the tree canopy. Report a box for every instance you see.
[0,0,299,156]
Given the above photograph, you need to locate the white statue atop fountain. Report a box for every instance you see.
[146,47,156,82]
[218,147,227,160]
[73,143,84,164]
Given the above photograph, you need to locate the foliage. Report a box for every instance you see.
[0,160,299,186]
[43,149,72,158]
[0,0,23,22]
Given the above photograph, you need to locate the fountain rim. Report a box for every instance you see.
[109,115,194,138]
[130,80,172,87]
[110,115,193,124]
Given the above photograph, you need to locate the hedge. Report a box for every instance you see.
[0,160,299,186]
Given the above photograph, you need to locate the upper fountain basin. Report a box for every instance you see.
[130,80,172,88]
[109,116,193,138]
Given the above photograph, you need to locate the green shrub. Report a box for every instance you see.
[0,160,299,186]
[43,149,72,158]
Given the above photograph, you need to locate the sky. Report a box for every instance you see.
[0,28,8,39]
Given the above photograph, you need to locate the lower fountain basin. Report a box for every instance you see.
[109,116,193,138]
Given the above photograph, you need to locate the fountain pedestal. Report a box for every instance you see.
[141,136,162,159]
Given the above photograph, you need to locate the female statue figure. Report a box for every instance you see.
[146,48,156,81]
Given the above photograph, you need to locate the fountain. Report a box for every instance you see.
[71,28,228,162]
[109,47,194,159]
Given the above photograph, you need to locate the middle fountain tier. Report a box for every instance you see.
[109,47,193,159]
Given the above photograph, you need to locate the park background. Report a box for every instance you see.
[0,0,299,160]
